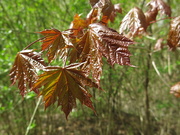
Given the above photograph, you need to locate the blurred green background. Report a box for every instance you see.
[0,0,180,135]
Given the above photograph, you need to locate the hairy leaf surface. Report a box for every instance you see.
[32,64,101,118]
[38,29,72,63]
[167,16,180,50]
[119,7,147,38]
[170,82,180,98]
[10,50,46,96]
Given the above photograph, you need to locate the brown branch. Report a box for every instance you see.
[23,37,45,50]
[150,16,177,24]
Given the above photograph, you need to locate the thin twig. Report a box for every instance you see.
[25,96,42,135]
[152,60,170,87]
[23,37,45,50]
[150,16,177,24]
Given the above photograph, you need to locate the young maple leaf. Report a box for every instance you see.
[170,82,180,98]
[70,23,134,84]
[89,23,135,66]
[69,14,87,36]
[146,0,171,17]
[89,0,122,24]
[167,16,180,51]
[145,8,158,26]
[70,31,103,85]
[9,50,46,96]
[86,8,100,25]
[38,29,72,63]
[119,7,147,38]
[32,63,101,119]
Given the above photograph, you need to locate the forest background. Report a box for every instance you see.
[0,0,180,135]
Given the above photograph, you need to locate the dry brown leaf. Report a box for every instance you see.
[170,82,180,98]
[167,16,180,51]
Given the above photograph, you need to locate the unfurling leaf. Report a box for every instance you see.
[89,0,122,24]
[170,82,180,98]
[38,29,72,63]
[32,64,101,118]
[167,16,180,51]
[119,7,147,38]
[146,0,171,17]
[9,50,46,96]
[86,8,100,25]
[109,4,122,23]
[145,8,158,26]
[70,14,87,36]
[154,38,164,51]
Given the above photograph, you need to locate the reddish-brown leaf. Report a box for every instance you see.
[70,14,87,36]
[32,64,101,118]
[145,8,158,26]
[119,7,147,38]
[146,0,171,17]
[167,16,180,51]
[38,29,72,63]
[170,82,180,98]
[86,8,100,25]
[70,23,134,84]
[89,0,122,24]
[70,30,103,85]
[9,50,46,96]
[90,23,135,66]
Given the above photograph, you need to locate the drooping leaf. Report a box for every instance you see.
[109,4,122,23]
[145,8,158,26]
[32,64,101,118]
[70,29,103,85]
[89,23,135,66]
[146,0,171,17]
[167,16,180,51]
[119,7,147,38]
[70,23,134,84]
[38,29,72,63]
[9,50,46,96]
[170,82,180,98]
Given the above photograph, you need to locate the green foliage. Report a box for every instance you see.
[1,0,180,135]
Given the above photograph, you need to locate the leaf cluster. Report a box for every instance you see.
[9,0,180,118]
